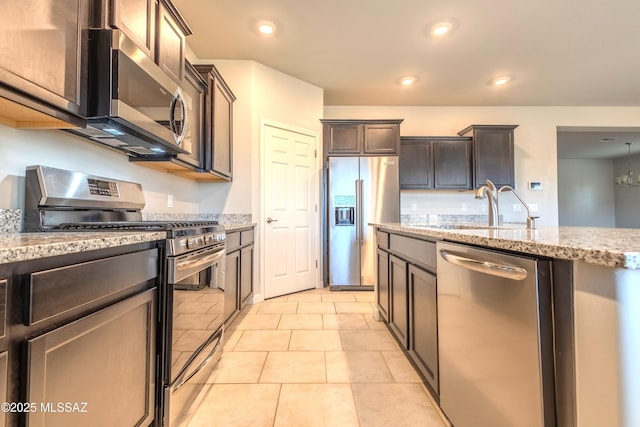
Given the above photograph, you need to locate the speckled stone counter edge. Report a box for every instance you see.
[375,223,640,270]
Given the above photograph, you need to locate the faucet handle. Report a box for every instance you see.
[527,216,539,229]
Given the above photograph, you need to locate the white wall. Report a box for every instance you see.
[0,125,200,213]
[557,159,615,227]
[193,59,324,299]
[324,106,640,226]
[614,153,640,228]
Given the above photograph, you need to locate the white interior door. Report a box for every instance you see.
[263,123,319,299]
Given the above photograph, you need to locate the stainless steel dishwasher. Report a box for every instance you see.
[436,241,555,427]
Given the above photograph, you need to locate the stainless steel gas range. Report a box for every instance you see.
[24,165,227,426]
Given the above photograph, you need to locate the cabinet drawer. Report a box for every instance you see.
[376,231,389,249]
[389,235,436,271]
[226,232,240,251]
[240,229,254,245]
[26,249,158,326]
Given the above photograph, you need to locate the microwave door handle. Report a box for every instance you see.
[439,249,528,280]
[169,88,189,145]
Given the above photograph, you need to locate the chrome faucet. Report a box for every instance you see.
[475,180,499,227]
[498,185,539,229]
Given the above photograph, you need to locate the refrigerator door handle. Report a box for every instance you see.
[359,179,365,245]
[355,179,361,242]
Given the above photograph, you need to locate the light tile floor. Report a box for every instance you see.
[181,287,449,427]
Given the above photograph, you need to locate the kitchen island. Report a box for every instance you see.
[372,222,640,427]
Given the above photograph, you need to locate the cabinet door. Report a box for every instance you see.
[224,250,240,323]
[376,249,390,322]
[324,123,362,154]
[156,2,185,84]
[211,72,234,179]
[0,0,87,115]
[176,63,206,168]
[0,351,6,427]
[400,138,433,189]
[196,65,235,181]
[110,0,155,58]
[473,127,515,188]
[26,289,156,427]
[433,138,472,189]
[364,123,399,155]
[408,265,439,395]
[389,255,408,349]
[240,245,253,308]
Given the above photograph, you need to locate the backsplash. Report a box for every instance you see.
[400,214,500,225]
[142,213,252,225]
[0,210,252,233]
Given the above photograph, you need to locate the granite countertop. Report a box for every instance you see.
[0,231,167,264]
[374,223,640,269]
[223,223,257,232]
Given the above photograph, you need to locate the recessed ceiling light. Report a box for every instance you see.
[492,76,511,86]
[400,76,416,86]
[430,22,452,36]
[257,20,277,36]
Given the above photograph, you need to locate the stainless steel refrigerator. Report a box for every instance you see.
[328,156,399,289]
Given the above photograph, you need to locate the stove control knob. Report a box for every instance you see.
[187,237,198,249]
[205,233,215,245]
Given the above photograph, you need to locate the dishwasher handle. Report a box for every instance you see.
[439,249,528,280]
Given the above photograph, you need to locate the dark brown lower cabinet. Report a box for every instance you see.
[225,227,255,325]
[376,249,390,322]
[0,351,6,427]
[240,245,254,308]
[375,228,439,400]
[389,255,408,349]
[224,249,240,324]
[408,265,439,397]
[26,288,156,427]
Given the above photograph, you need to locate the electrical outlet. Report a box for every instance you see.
[513,203,522,213]
[530,203,538,212]
[411,203,417,212]
[461,203,468,212]
[167,194,174,208]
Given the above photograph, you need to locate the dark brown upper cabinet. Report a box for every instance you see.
[107,0,191,85]
[458,125,518,188]
[156,1,186,84]
[400,137,472,190]
[0,0,87,128]
[321,119,403,156]
[195,64,236,181]
[109,0,156,59]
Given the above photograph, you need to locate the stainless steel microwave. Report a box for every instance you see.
[68,29,190,156]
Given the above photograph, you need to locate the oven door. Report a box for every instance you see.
[164,247,226,426]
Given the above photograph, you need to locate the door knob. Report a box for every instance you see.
[266,217,278,224]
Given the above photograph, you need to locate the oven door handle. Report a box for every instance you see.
[172,329,223,392]
[169,246,226,284]
[175,249,225,272]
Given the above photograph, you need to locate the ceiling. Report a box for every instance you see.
[172,0,640,107]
